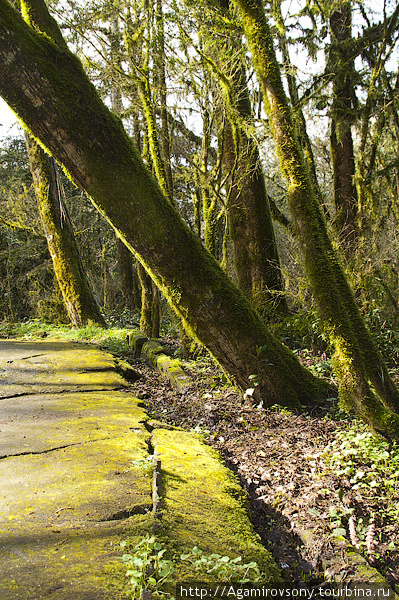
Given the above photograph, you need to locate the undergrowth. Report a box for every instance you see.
[322,420,399,559]
[120,537,264,599]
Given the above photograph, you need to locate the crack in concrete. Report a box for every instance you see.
[0,392,38,400]
[97,504,152,521]
[2,353,46,364]
[0,386,127,401]
[0,436,113,460]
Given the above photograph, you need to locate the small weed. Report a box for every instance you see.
[121,536,174,599]
[132,456,154,477]
[190,425,210,437]
[180,547,262,582]
[268,404,294,417]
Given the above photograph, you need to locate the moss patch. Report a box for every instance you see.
[153,428,282,583]
[0,339,127,397]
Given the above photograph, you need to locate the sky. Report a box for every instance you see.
[0,98,20,137]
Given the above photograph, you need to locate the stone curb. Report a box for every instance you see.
[295,524,398,595]
[127,330,191,392]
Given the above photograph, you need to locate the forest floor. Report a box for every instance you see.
[124,338,399,592]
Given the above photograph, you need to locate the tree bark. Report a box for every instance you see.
[137,262,160,337]
[20,0,105,328]
[0,0,327,408]
[222,77,287,316]
[202,0,287,316]
[25,136,106,327]
[116,238,137,311]
[232,0,399,437]
[329,2,359,252]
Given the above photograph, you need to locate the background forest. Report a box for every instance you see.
[1,0,399,404]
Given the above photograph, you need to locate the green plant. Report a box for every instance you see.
[363,306,399,364]
[121,536,174,599]
[322,421,399,523]
[180,547,262,583]
[132,456,155,477]
[327,505,355,537]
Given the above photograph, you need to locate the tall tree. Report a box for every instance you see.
[21,0,105,327]
[197,0,288,316]
[25,137,106,327]
[232,0,399,437]
[0,0,327,409]
[328,0,359,253]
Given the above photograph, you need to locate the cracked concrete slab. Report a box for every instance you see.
[0,391,147,457]
[0,340,152,599]
[0,340,127,397]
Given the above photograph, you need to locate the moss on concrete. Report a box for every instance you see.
[152,428,282,583]
[127,330,148,358]
[0,340,127,397]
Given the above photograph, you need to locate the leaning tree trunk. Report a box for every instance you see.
[0,0,329,409]
[233,0,399,438]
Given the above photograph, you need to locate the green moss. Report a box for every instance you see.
[153,428,282,583]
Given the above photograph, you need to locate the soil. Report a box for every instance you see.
[122,340,399,591]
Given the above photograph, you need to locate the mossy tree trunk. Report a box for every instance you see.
[202,102,220,258]
[222,69,287,316]
[20,0,105,328]
[110,16,139,313]
[25,136,106,327]
[0,0,330,408]
[232,0,399,437]
[273,0,325,212]
[329,2,359,254]
[116,238,139,311]
[155,0,173,199]
[137,262,159,337]
[124,13,163,335]
[201,0,287,316]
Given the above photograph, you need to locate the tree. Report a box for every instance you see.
[232,0,399,437]
[21,0,106,327]
[25,136,106,327]
[328,0,359,253]
[0,0,326,409]
[201,0,288,317]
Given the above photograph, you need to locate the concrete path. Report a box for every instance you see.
[0,340,152,600]
[0,339,280,599]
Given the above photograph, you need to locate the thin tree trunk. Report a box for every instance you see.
[329,2,359,253]
[273,0,325,211]
[116,238,137,310]
[222,77,287,316]
[155,0,173,197]
[25,136,106,327]
[202,0,287,316]
[0,0,329,408]
[137,262,159,337]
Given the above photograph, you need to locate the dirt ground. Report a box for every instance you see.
[123,340,399,591]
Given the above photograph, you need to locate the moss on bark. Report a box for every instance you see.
[25,135,106,328]
[20,0,105,329]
